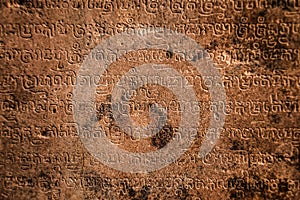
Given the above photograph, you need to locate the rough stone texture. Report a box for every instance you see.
[0,0,299,199]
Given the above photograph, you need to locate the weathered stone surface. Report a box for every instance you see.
[0,0,299,199]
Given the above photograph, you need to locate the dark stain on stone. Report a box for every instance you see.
[134,185,150,200]
[166,50,173,59]
[38,171,51,190]
[151,124,176,149]
[230,140,245,151]
[176,185,189,200]
[278,181,289,193]
[258,10,267,17]
[232,37,238,45]
[128,186,136,197]
[270,114,280,124]
[275,154,285,162]
[16,0,27,6]
[96,103,112,120]
[210,40,218,49]
[41,130,48,137]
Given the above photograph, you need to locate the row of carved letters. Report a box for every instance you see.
[1,48,298,66]
[0,22,299,40]
[1,73,300,92]
[1,95,299,116]
[2,0,300,13]
[0,123,299,142]
[1,149,298,167]
[0,174,299,192]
